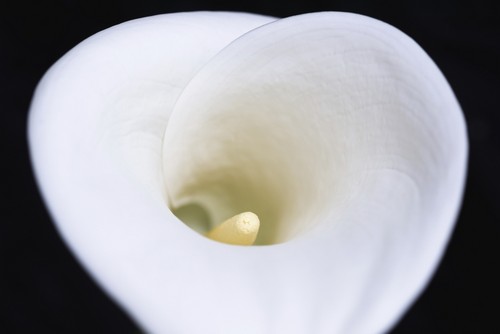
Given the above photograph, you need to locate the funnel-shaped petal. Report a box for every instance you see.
[29,11,467,334]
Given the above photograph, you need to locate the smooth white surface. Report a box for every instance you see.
[29,12,467,334]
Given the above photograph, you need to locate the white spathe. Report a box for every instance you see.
[28,11,467,334]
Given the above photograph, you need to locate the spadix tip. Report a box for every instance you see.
[206,211,260,245]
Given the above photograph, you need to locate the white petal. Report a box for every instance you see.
[162,11,467,333]
[28,11,276,333]
[29,10,468,334]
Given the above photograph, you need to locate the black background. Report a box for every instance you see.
[2,0,499,333]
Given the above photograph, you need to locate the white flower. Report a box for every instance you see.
[28,11,467,334]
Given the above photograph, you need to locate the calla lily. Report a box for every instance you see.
[28,11,467,334]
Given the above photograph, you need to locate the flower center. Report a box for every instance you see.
[163,103,348,246]
[167,152,294,245]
